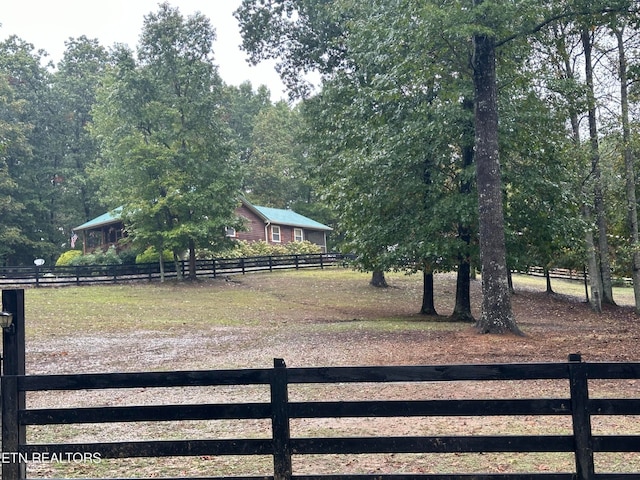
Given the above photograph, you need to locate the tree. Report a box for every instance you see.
[91,3,240,280]
[243,101,307,209]
[612,21,640,313]
[0,74,29,265]
[223,81,272,183]
[238,0,480,323]
[471,2,519,333]
[0,35,64,264]
[51,37,109,231]
[297,1,478,319]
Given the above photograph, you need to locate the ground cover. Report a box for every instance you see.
[12,269,640,477]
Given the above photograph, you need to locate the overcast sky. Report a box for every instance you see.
[0,0,287,100]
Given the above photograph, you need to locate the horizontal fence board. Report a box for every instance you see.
[286,364,571,384]
[595,475,640,480]
[585,363,640,379]
[293,475,577,480]
[20,402,272,425]
[18,369,273,391]
[28,475,274,480]
[289,399,571,418]
[593,435,640,452]
[27,478,274,480]
[590,398,640,415]
[290,435,576,455]
[22,438,273,458]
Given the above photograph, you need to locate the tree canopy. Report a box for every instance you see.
[90,3,241,279]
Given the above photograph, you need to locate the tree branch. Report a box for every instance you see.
[496,5,639,47]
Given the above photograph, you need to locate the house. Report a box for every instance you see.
[232,199,332,252]
[72,207,125,254]
[72,198,332,254]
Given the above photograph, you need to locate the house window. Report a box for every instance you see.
[271,225,281,242]
[294,228,304,242]
[225,227,236,237]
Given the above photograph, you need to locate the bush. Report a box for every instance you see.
[71,246,122,266]
[117,248,140,265]
[136,247,173,264]
[55,250,83,267]
[216,240,321,258]
[285,241,322,255]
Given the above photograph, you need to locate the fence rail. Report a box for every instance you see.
[2,354,640,479]
[0,253,350,287]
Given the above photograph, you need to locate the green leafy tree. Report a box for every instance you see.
[52,36,110,230]
[299,0,479,319]
[245,101,306,208]
[223,81,271,174]
[0,74,29,265]
[0,36,63,264]
[91,3,241,280]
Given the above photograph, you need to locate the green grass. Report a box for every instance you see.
[23,269,451,340]
[23,269,637,341]
[511,273,636,306]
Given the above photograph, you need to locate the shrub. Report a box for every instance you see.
[216,240,321,258]
[136,247,173,264]
[71,246,123,266]
[117,248,140,265]
[285,240,322,255]
[55,250,83,267]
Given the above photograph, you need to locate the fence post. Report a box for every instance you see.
[1,376,25,480]
[2,289,26,378]
[2,289,26,480]
[568,353,595,480]
[271,358,292,480]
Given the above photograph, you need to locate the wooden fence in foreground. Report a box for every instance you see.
[2,354,640,480]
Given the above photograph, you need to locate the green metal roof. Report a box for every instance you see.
[74,201,332,233]
[252,205,332,231]
[74,207,123,231]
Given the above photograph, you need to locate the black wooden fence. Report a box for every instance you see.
[2,354,640,480]
[0,253,350,287]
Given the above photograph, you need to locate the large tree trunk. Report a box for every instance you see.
[370,270,388,288]
[471,26,521,335]
[451,100,475,323]
[420,267,437,316]
[159,253,165,283]
[582,28,615,306]
[452,258,474,322]
[616,26,640,314]
[188,239,197,281]
[584,204,603,312]
[544,268,554,294]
